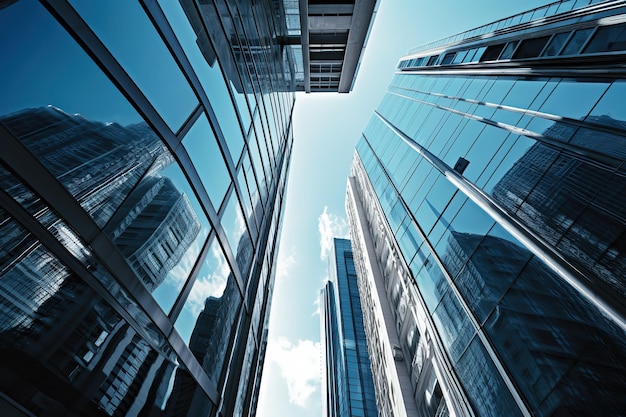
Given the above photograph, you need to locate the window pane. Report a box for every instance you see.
[583,23,626,53]
[175,238,241,383]
[70,0,198,131]
[0,1,160,229]
[560,28,594,55]
[104,153,211,313]
[222,192,253,278]
[541,32,570,56]
[183,114,231,209]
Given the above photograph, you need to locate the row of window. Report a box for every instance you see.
[398,21,626,69]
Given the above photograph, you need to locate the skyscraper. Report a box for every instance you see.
[346,1,626,416]
[0,1,376,416]
[320,238,377,417]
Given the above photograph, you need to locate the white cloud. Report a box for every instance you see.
[312,296,321,318]
[276,247,296,285]
[183,243,231,316]
[266,337,321,407]
[317,206,348,261]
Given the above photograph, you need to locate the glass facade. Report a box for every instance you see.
[321,239,377,417]
[0,0,297,416]
[347,2,626,417]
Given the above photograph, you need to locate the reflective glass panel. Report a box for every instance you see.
[586,80,626,128]
[539,79,609,120]
[70,0,198,131]
[541,32,570,56]
[432,290,475,362]
[0,0,156,229]
[157,0,245,158]
[183,114,231,209]
[560,28,594,55]
[175,238,242,383]
[0,210,213,417]
[583,23,626,53]
[222,191,253,278]
[456,338,524,417]
[104,152,211,313]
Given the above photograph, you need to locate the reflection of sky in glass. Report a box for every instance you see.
[70,0,197,131]
[0,0,140,125]
[151,161,211,312]
[175,238,232,343]
[158,0,245,158]
[222,191,249,257]
[182,114,231,210]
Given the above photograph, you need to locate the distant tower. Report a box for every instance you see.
[320,238,378,417]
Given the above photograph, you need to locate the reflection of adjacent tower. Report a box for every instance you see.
[440,231,626,416]
[0,106,200,416]
[491,125,626,300]
[1,106,164,227]
[166,270,241,415]
[106,176,201,291]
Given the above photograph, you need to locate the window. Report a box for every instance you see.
[541,32,570,56]
[499,41,519,60]
[441,52,457,65]
[583,22,626,53]
[513,35,551,59]
[560,28,594,55]
[426,55,440,66]
[480,43,505,62]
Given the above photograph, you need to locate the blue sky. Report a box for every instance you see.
[256,1,547,416]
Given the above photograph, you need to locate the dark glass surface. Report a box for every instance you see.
[70,0,198,131]
[0,207,213,417]
[455,338,524,417]
[560,28,594,55]
[175,238,242,385]
[583,22,626,53]
[103,149,211,313]
[541,32,570,56]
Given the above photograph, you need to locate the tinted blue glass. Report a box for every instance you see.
[0,1,161,229]
[104,152,211,313]
[175,238,241,384]
[222,191,253,278]
[157,0,245,159]
[501,78,548,109]
[586,80,626,128]
[455,224,532,323]
[539,80,609,120]
[70,0,197,131]
[432,290,475,362]
[483,135,535,194]
[482,78,515,105]
[560,28,594,55]
[463,126,511,184]
[541,32,570,56]
[183,114,231,209]
[456,338,524,417]
[413,254,449,312]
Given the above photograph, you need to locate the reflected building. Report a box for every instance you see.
[320,238,377,417]
[0,1,376,417]
[346,1,626,417]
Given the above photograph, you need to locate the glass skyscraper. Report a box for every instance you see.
[0,1,375,417]
[320,238,377,417]
[346,1,626,417]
